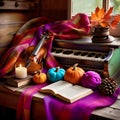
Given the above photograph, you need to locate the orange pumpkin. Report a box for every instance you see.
[64,63,85,84]
[33,71,47,84]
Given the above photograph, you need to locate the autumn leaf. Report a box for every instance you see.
[100,21,109,28]
[110,15,120,28]
[103,7,113,21]
[97,7,105,20]
[90,6,120,28]
[91,7,106,27]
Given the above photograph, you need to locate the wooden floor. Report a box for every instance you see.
[0,83,120,120]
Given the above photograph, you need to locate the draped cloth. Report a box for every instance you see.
[16,83,120,120]
[44,88,120,120]
[16,83,47,120]
[0,13,90,77]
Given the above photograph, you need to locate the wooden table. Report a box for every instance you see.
[0,83,120,120]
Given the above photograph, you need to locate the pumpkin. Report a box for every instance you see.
[64,63,85,84]
[33,71,47,84]
[47,67,65,82]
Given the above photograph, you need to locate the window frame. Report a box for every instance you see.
[68,0,110,19]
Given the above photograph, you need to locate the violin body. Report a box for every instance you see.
[27,46,47,75]
[15,31,50,75]
[16,46,47,75]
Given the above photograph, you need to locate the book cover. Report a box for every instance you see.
[40,80,93,103]
[5,75,32,87]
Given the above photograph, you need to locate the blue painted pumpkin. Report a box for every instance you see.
[47,67,65,82]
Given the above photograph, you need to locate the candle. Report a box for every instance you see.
[15,64,27,78]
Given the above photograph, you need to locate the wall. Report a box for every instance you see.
[39,0,68,20]
[0,0,40,56]
[0,0,69,57]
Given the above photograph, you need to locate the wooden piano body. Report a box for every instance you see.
[52,37,120,84]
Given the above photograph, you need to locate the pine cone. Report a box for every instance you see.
[99,78,118,95]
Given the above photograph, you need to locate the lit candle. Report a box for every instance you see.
[15,64,27,78]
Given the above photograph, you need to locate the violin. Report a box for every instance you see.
[16,31,51,75]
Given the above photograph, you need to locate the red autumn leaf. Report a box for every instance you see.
[91,7,106,27]
[100,21,109,28]
[103,7,113,21]
[91,6,120,28]
[111,15,120,28]
[97,7,105,20]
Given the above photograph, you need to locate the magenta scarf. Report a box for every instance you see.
[0,13,90,77]
[16,84,120,120]
[44,87,120,120]
[16,83,47,120]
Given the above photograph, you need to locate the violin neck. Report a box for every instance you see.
[32,34,47,56]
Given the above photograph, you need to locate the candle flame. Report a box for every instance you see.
[19,64,22,68]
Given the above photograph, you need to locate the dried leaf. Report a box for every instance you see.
[111,15,120,28]
[91,6,120,28]
[97,8,105,20]
[104,7,113,21]
[91,12,97,20]
[100,22,109,28]
[95,6,100,16]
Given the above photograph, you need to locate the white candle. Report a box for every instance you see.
[15,64,27,78]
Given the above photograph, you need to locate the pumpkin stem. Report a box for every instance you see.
[72,63,78,70]
[34,70,41,75]
[55,66,60,72]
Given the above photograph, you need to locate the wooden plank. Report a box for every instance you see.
[39,0,68,20]
[0,12,28,25]
[92,107,120,120]
[110,100,120,109]
[0,1,37,10]
[0,24,23,47]
[0,12,29,55]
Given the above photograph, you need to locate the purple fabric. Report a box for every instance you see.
[44,87,120,120]
[16,83,47,120]
[80,71,102,89]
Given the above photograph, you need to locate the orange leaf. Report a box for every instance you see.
[97,8,105,20]
[90,6,120,28]
[91,12,97,20]
[111,15,120,28]
[104,7,113,21]
[95,7,100,16]
[100,22,109,28]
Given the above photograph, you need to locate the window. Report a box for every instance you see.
[70,0,120,16]
[67,0,120,36]
[71,0,102,15]
[110,0,120,14]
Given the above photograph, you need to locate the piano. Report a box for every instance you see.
[52,36,120,84]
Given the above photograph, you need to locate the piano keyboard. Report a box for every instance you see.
[51,47,112,71]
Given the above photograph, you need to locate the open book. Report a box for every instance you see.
[40,80,93,103]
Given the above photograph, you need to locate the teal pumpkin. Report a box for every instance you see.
[47,67,65,82]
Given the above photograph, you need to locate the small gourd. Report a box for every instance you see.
[64,63,85,84]
[47,67,65,82]
[33,70,47,84]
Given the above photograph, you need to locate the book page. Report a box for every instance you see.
[56,85,93,103]
[40,80,72,95]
